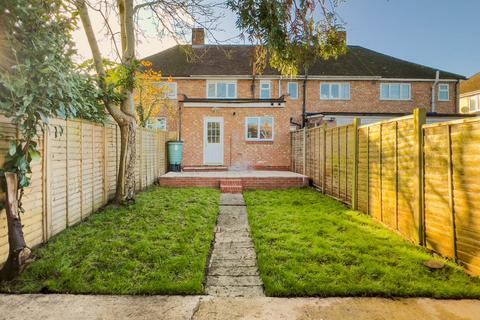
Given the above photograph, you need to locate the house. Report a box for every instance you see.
[143,28,465,170]
[459,72,480,113]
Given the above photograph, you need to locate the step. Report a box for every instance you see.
[220,179,243,193]
[182,166,227,172]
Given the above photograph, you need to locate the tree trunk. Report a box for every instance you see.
[0,172,32,281]
[115,116,136,204]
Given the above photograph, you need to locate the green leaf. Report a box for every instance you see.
[29,148,41,161]
[9,142,17,156]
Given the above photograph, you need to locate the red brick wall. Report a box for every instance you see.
[147,78,457,168]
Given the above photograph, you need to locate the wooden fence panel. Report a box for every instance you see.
[381,121,397,229]
[0,116,172,265]
[357,127,369,213]
[368,125,382,221]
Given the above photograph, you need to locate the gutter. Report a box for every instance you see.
[431,71,440,112]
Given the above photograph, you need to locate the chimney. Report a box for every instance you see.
[192,28,205,46]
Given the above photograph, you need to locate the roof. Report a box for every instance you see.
[460,72,480,94]
[143,45,464,80]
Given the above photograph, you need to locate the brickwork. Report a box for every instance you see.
[149,78,457,168]
[159,176,308,189]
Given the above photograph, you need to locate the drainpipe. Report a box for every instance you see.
[302,72,308,127]
[431,70,440,113]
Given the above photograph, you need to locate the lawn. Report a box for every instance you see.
[1,187,219,295]
[244,188,480,298]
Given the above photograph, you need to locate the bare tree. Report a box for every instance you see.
[75,0,221,203]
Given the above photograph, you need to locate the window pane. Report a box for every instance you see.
[247,118,258,139]
[321,84,330,99]
[400,84,410,100]
[208,83,215,97]
[439,84,449,100]
[260,83,271,98]
[341,83,350,99]
[470,96,478,112]
[260,117,273,139]
[381,84,389,99]
[288,82,298,99]
[227,83,236,98]
[390,84,400,99]
[208,122,220,143]
[217,83,227,98]
[331,84,340,98]
[156,117,167,130]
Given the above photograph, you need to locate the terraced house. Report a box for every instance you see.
[144,28,465,171]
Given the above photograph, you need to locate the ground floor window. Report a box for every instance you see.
[146,117,167,131]
[246,117,274,141]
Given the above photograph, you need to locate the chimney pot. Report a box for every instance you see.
[192,28,205,46]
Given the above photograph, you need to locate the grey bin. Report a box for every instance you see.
[167,141,183,172]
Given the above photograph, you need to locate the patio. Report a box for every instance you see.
[159,170,309,191]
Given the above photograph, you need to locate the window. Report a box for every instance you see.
[246,117,274,141]
[470,95,479,112]
[207,81,236,98]
[320,83,350,100]
[260,81,272,99]
[156,82,177,99]
[207,122,221,143]
[438,84,449,101]
[380,83,411,100]
[287,82,299,99]
[146,117,167,131]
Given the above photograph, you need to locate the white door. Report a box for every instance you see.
[204,117,224,165]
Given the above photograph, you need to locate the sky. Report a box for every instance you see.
[73,0,480,78]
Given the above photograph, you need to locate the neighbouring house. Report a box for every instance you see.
[459,72,480,114]
[143,28,465,170]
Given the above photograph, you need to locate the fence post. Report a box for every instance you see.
[302,127,306,175]
[413,108,426,245]
[351,118,360,210]
[322,123,327,193]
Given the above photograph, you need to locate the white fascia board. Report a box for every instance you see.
[169,75,459,82]
[183,102,285,108]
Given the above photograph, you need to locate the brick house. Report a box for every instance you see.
[459,72,480,114]
[144,28,464,170]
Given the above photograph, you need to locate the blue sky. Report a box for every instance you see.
[208,0,479,78]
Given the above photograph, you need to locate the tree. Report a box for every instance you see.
[135,61,175,128]
[0,0,104,280]
[75,0,220,204]
[227,0,347,75]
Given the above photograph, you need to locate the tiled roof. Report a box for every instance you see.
[460,72,480,94]
[143,45,464,80]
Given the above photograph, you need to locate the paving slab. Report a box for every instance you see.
[192,297,480,320]
[220,193,246,206]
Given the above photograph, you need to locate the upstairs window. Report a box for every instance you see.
[287,82,299,99]
[156,82,177,99]
[207,81,236,98]
[438,84,449,101]
[260,81,272,99]
[380,83,411,100]
[246,117,274,141]
[320,83,350,100]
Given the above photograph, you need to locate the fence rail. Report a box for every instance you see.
[292,109,480,276]
[0,116,175,263]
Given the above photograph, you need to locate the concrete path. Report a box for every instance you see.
[205,193,264,297]
[1,295,480,320]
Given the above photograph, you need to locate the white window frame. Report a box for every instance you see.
[155,82,177,99]
[245,116,274,141]
[259,80,272,99]
[206,80,237,99]
[287,82,299,99]
[438,84,449,101]
[469,95,479,112]
[146,117,167,131]
[320,82,351,100]
[380,83,411,101]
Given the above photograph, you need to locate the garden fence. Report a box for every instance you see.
[0,115,176,263]
[292,109,480,276]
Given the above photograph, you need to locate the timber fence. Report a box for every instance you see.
[0,115,176,263]
[292,109,480,276]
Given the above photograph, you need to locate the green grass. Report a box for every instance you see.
[1,187,219,295]
[244,188,480,298]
